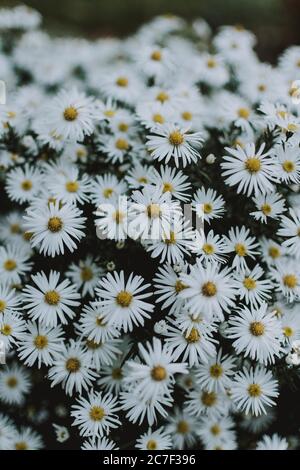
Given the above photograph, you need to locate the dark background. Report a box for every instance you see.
[0,0,300,63]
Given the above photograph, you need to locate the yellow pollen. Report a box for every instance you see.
[147,439,157,450]
[4,259,16,271]
[96,316,105,326]
[147,203,161,219]
[104,109,115,118]
[66,357,81,372]
[297,60,300,67]
[201,281,217,297]
[283,274,297,289]
[6,376,17,388]
[268,246,280,259]
[181,111,193,121]
[103,188,114,198]
[186,327,200,343]
[7,111,16,118]
[211,424,221,435]
[118,122,129,132]
[243,277,257,290]
[113,210,124,224]
[238,107,250,119]
[34,335,48,349]
[203,243,214,255]
[116,290,132,307]
[177,420,190,434]
[138,177,148,184]
[175,280,187,293]
[1,324,12,336]
[0,300,7,312]
[15,441,28,450]
[21,179,32,191]
[156,91,169,103]
[203,203,213,214]
[10,223,21,234]
[152,113,165,124]
[207,58,217,68]
[63,106,78,121]
[245,157,261,173]
[76,149,86,159]
[235,243,247,257]
[283,326,293,338]
[164,231,176,245]
[115,138,129,151]
[86,339,101,350]
[65,181,79,193]
[277,110,287,119]
[89,406,105,421]
[282,160,295,173]
[248,383,261,397]
[287,123,298,132]
[162,182,173,193]
[151,50,162,61]
[116,77,128,87]
[80,267,93,281]
[23,231,33,241]
[261,204,272,215]
[151,365,167,381]
[249,321,265,336]
[258,84,266,92]
[112,367,123,380]
[47,216,63,233]
[201,391,217,407]
[210,364,223,378]
[44,290,60,305]
[169,130,184,146]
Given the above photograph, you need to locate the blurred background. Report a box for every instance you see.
[0,0,299,62]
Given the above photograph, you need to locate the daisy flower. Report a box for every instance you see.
[149,165,191,202]
[223,225,259,271]
[48,340,98,396]
[277,208,300,259]
[0,363,31,406]
[83,337,121,371]
[12,427,43,450]
[135,427,172,450]
[232,265,272,308]
[47,166,91,205]
[146,123,203,167]
[100,133,133,164]
[231,366,278,416]
[76,302,120,343]
[81,436,119,451]
[259,237,286,266]
[179,259,238,321]
[23,200,86,257]
[274,144,300,184]
[195,350,235,393]
[95,196,129,241]
[66,256,104,297]
[44,88,97,141]
[97,356,125,393]
[270,259,300,301]
[192,229,227,264]
[250,192,286,223]
[0,413,16,450]
[95,271,154,332]
[0,283,20,315]
[228,303,283,365]
[120,389,173,426]
[153,263,187,315]
[124,337,188,401]
[221,143,279,196]
[89,174,127,206]
[256,433,288,450]
[197,415,236,450]
[0,244,32,284]
[281,308,300,345]
[192,187,225,224]
[0,310,26,351]
[22,270,80,327]
[126,163,152,189]
[18,321,65,368]
[99,67,142,105]
[71,391,120,437]
[165,407,199,450]
[136,101,173,129]
[185,387,229,418]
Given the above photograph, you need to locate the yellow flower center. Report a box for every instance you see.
[6,376,17,388]
[151,50,162,61]
[147,203,161,219]
[116,77,128,87]
[201,391,217,407]
[283,326,293,338]
[112,367,123,380]
[181,111,193,121]
[89,406,105,421]
[66,357,81,372]
[243,277,257,290]
[118,122,129,132]
[113,210,124,224]
[34,335,48,349]
[1,324,12,336]
[63,106,78,121]
[96,316,105,326]
[210,424,221,435]
[268,246,280,259]
[245,157,261,173]
[186,327,200,343]
[21,179,33,191]
[283,274,297,289]
[80,267,93,281]
[210,364,223,378]
[10,223,21,234]
[238,107,250,119]
[203,203,213,214]
[15,441,28,450]
[261,203,272,215]
[115,138,129,151]
[203,243,214,255]
[103,188,114,199]
[249,321,265,336]
[0,300,7,312]
[164,231,176,245]
[44,290,60,305]
[65,181,79,193]
[156,91,169,102]
[175,280,187,293]
[152,113,165,124]
[206,58,217,68]
[235,243,247,257]
[104,109,115,118]
[86,339,101,350]
[201,281,217,297]
[169,130,184,146]
[258,84,266,92]
[151,365,167,381]
[4,259,16,271]
[177,420,190,434]
[282,160,295,173]
[116,290,133,307]
[162,182,173,193]
[147,439,157,450]
[23,231,33,241]
[248,383,261,397]
[48,216,63,233]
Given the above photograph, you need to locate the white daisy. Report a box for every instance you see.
[120,389,173,426]
[135,426,172,450]
[197,415,236,450]
[195,349,235,393]
[81,436,119,450]
[185,387,229,418]
[89,173,127,206]
[274,144,300,184]
[0,244,32,284]
[149,165,191,202]
[95,196,129,241]
[270,259,300,301]
[223,225,259,271]
[165,407,199,450]
[12,427,43,450]
[0,310,26,351]
[256,433,288,450]
[192,187,225,223]
[5,164,42,204]
[232,265,272,308]
[153,263,187,315]
[277,208,300,259]
[75,302,120,343]
[0,413,16,450]
[0,363,31,406]
[250,192,286,223]
[192,229,227,264]
[47,166,91,205]
[66,256,104,297]
[0,283,20,315]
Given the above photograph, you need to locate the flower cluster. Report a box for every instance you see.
[1,5,300,451]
